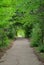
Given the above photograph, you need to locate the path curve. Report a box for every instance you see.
[0,38,43,65]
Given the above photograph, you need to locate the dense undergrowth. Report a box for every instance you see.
[0,0,44,54]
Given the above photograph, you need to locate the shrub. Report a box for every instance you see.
[7,26,15,39]
[0,29,9,48]
[30,23,41,47]
[38,45,44,53]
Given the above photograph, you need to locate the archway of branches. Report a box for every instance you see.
[12,22,32,38]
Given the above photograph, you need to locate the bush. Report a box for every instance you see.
[0,29,9,48]
[38,45,44,53]
[7,26,15,39]
[30,23,41,47]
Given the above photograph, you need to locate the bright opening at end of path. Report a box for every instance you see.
[17,29,25,38]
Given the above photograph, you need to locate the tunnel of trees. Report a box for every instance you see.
[0,0,44,56]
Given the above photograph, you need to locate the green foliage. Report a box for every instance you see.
[24,23,33,38]
[0,0,44,53]
[31,23,42,47]
[0,29,9,47]
[7,26,15,39]
[38,45,44,53]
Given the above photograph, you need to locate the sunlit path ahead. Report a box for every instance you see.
[0,39,42,65]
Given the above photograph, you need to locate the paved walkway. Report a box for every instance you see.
[0,39,43,65]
